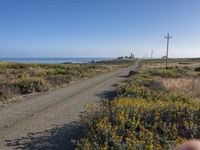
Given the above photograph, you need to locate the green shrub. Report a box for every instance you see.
[179,62,190,65]
[17,77,49,94]
[118,80,190,103]
[77,98,200,150]
[148,68,190,78]
[118,83,152,99]
[77,65,200,149]
[88,65,97,69]
[128,70,138,76]
[46,75,72,85]
[0,83,20,102]
[0,89,13,102]
[0,62,129,101]
[194,67,200,72]
[117,71,193,103]
[8,63,27,69]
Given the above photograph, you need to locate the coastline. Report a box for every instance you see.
[0,57,114,64]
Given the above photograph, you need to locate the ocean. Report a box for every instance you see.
[0,58,113,64]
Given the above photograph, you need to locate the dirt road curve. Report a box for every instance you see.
[0,65,136,150]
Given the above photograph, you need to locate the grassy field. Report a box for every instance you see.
[77,59,200,150]
[0,61,132,103]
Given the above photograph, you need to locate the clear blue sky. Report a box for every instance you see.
[0,0,200,58]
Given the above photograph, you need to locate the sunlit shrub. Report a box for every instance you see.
[148,68,190,78]
[117,71,194,103]
[17,77,49,94]
[77,66,200,149]
[0,62,121,101]
[7,63,28,69]
[77,98,200,150]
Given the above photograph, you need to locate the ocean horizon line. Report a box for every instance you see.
[0,57,115,64]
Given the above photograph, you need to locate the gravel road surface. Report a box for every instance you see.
[0,64,137,150]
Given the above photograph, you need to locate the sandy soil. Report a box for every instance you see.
[0,65,137,150]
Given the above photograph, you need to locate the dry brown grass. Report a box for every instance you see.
[142,60,200,99]
[157,77,200,99]
[0,62,132,103]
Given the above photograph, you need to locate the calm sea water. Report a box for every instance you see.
[0,58,113,64]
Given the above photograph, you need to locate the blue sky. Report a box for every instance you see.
[0,0,200,58]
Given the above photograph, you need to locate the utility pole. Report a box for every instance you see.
[164,33,172,69]
[151,50,153,60]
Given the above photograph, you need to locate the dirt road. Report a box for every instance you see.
[0,64,137,150]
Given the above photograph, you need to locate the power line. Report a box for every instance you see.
[164,33,172,69]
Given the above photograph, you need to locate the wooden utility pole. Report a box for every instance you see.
[164,33,172,69]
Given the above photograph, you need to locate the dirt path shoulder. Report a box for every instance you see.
[0,65,137,150]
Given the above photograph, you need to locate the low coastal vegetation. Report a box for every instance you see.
[77,59,200,150]
[0,62,131,103]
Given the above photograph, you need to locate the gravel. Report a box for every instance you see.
[0,65,136,150]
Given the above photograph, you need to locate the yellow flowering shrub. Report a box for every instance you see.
[76,67,200,150]
[77,98,200,150]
